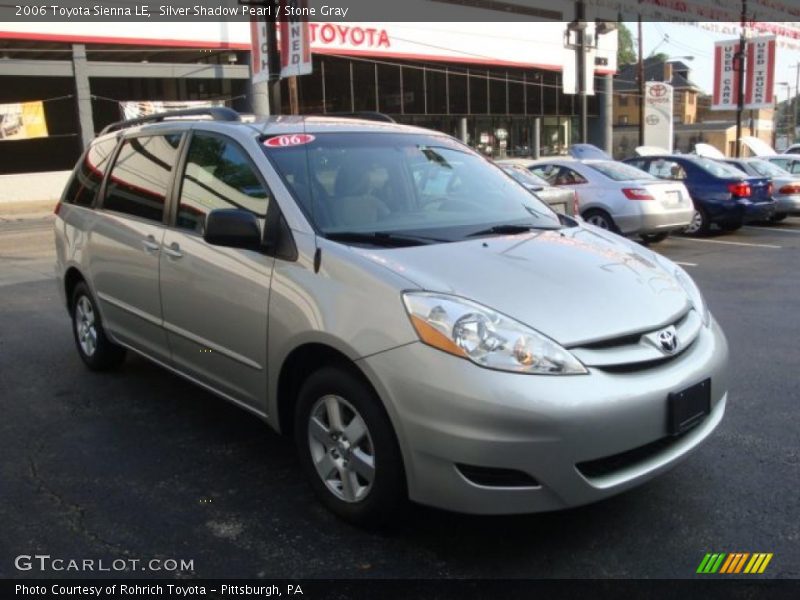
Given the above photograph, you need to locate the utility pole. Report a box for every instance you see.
[637,17,645,146]
[264,0,282,115]
[792,62,799,144]
[576,0,588,143]
[734,0,747,157]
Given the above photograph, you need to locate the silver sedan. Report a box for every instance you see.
[518,158,694,243]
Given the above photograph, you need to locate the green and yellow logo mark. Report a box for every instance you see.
[697,552,773,574]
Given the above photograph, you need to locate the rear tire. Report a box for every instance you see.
[294,366,407,527]
[582,209,618,233]
[640,232,669,244]
[683,206,710,236]
[70,282,126,371]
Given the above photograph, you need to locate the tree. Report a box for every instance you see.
[617,23,637,66]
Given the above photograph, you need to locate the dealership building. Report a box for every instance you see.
[0,20,617,174]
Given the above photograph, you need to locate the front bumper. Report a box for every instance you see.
[359,317,728,514]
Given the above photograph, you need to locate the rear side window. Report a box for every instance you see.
[176,132,269,234]
[103,134,181,222]
[65,137,118,207]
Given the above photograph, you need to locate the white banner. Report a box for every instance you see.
[119,100,224,120]
[745,36,776,109]
[711,39,741,111]
[644,81,673,152]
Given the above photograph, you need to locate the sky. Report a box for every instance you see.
[629,21,800,98]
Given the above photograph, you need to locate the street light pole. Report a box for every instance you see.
[734,0,747,157]
[792,62,799,144]
[637,16,645,146]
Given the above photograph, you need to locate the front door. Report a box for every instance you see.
[159,131,275,411]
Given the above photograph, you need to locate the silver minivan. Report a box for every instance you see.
[55,110,728,525]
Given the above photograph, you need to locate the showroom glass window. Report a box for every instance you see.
[176,132,270,234]
[66,137,119,207]
[103,135,181,222]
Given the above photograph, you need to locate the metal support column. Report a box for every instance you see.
[71,44,94,150]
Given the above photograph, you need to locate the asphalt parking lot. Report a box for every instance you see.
[1,215,798,579]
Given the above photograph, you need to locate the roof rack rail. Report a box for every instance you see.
[318,111,396,123]
[100,107,240,135]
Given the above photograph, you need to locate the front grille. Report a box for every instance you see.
[576,430,693,479]
[456,464,540,488]
[569,308,701,370]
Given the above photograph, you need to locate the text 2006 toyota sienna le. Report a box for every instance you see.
[55,109,728,525]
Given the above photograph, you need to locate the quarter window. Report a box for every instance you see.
[65,137,118,207]
[176,133,270,234]
[103,134,181,222]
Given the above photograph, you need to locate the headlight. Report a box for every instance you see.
[674,267,710,326]
[402,292,587,375]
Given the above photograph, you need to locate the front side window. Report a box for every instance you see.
[176,133,270,234]
[264,133,561,240]
[65,137,118,207]
[103,134,181,222]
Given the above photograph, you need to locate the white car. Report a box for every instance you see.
[516,149,694,243]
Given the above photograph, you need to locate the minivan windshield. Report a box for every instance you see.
[263,132,562,243]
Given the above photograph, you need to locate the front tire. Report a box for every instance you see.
[294,366,407,527]
[71,282,126,370]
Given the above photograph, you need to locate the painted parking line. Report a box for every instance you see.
[674,237,781,249]
[744,226,800,234]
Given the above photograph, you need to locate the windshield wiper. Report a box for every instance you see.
[325,231,447,247]
[467,224,560,237]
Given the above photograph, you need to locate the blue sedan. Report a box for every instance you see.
[623,155,776,234]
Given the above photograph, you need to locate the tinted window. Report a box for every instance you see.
[103,135,181,222]
[65,137,118,207]
[177,133,269,233]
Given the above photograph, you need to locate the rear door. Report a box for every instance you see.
[159,130,275,410]
[89,133,183,362]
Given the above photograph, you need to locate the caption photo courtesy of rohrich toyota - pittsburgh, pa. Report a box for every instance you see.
[0,0,798,599]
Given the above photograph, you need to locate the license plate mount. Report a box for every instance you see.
[668,378,711,436]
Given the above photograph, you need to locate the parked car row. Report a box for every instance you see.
[496,142,798,242]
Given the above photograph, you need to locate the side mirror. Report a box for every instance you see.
[203,209,262,250]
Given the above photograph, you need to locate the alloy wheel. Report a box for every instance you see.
[75,295,98,357]
[307,395,375,503]
[684,210,704,234]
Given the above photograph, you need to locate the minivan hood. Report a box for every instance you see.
[354,225,690,346]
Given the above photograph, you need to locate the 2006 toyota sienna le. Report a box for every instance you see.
[55,108,728,525]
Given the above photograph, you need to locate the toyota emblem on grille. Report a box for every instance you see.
[657,328,678,353]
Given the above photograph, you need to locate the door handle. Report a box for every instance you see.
[163,242,184,259]
[142,236,160,254]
